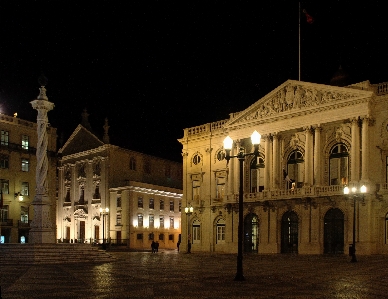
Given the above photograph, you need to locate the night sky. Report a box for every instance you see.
[1,1,387,162]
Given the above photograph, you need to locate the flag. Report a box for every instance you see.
[303,9,314,24]
[283,168,291,182]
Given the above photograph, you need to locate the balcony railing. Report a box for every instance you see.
[0,219,13,226]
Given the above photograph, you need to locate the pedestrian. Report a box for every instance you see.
[155,241,159,252]
[177,241,180,252]
[151,241,156,253]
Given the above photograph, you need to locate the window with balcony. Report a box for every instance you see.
[0,179,9,194]
[216,218,226,244]
[149,215,154,228]
[216,177,225,200]
[287,150,305,188]
[329,143,349,186]
[138,214,143,227]
[169,216,174,229]
[250,155,265,193]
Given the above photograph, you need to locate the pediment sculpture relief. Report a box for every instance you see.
[244,83,356,121]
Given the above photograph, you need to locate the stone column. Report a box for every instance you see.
[351,118,360,182]
[29,78,55,243]
[264,135,271,190]
[272,133,280,189]
[304,127,314,186]
[361,117,369,182]
[313,126,322,186]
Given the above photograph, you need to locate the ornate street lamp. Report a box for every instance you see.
[343,185,366,262]
[184,205,194,253]
[99,207,109,250]
[223,130,261,281]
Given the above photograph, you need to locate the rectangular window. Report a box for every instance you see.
[216,177,226,199]
[149,198,154,209]
[0,180,9,194]
[160,199,164,210]
[138,197,143,208]
[21,182,29,196]
[137,233,143,240]
[169,216,174,229]
[21,206,28,223]
[1,130,9,146]
[0,154,9,169]
[193,180,200,201]
[0,206,9,224]
[148,233,154,240]
[217,225,225,243]
[22,135,29,150]
[159,216,164,229]
[169,234,174,241]
[117,197,121,208]
[116,213,122,225]
[149,215,154,228]
[193,224,201,244]
[159,234,164,241]
[138,214,143,227]
[169,200,174,212]
[21,158,29,172]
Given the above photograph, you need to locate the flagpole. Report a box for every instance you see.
[298,1,301,81]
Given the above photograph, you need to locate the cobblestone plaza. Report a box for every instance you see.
[1,250,388,298]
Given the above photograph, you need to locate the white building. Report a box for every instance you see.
[178,79,388,255]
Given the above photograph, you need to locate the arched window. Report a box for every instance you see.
[250,155,265,193]
[287,150,304,188]
[329,143,349,186]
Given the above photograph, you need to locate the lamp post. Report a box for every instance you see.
[343,185,366,263]
[185,205,193,253]
[223,130,261,281]
[99,207,109,250]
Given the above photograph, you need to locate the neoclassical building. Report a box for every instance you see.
[57,114,182,250]
[178,79,388,255]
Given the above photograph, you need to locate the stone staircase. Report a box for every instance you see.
[0,244,115,264]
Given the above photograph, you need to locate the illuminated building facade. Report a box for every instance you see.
[0,113,57,243]
[179,79,388,255]
[57,118,182,250]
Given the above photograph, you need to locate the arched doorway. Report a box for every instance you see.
[324,208,344,254]
[281,211,298,253]
[244,213,259,253]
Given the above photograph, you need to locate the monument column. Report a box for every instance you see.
[29,76,55,243]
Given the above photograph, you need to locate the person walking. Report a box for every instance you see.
[151,241,156,253]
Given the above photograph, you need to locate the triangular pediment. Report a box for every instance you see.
[226,80,373,128]
[59,125,104,156]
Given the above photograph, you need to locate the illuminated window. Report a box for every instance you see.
[21,159,29,172]
[1,131,9,146]
[329,143,349,186]
[138,214,143,227]
[159,216,164,228]
[169,200,174,212]
[0,180,9,194]
[149,215,154,228]
[21,182,29,196]
[287,150,305,188]
[250,155,265,193]
[216,177,225,200]
[22,135,29,150]
[170,217,174,229]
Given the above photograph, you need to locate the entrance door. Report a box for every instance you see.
[79,221,85,243]
[281,211,298,253]
[66,226,70,243]
[324,208,344,254]
[244,213,259,253]
[94,225,100,243]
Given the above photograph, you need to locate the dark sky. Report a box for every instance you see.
[1,1,387,162]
